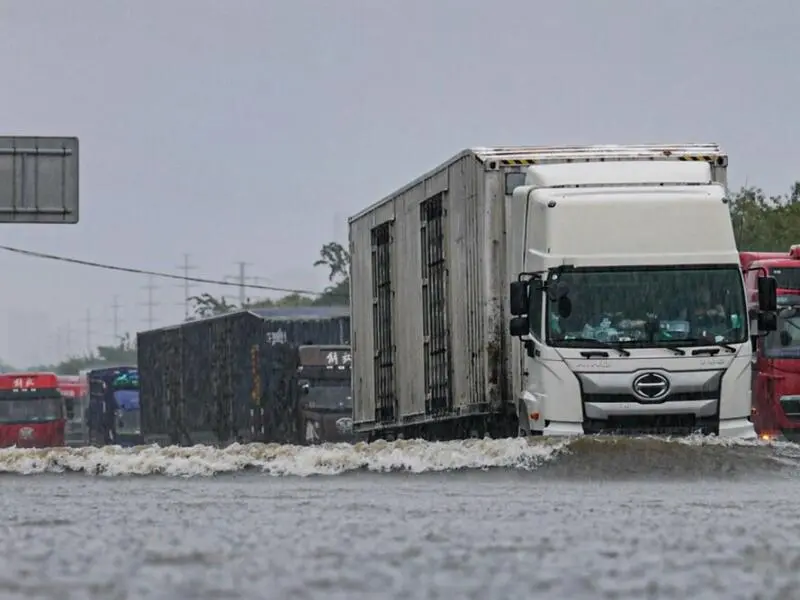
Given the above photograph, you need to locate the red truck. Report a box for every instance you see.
[0,372,66,448]
[741,246,800,441]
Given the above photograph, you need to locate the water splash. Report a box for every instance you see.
[0,435,793,478]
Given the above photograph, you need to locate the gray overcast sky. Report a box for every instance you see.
[0,0,796,367]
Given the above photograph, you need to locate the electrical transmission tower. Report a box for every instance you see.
[140,275,159,329]
[176,253,197,319]
[225,261,251,307]
[110,295,121,343]
[81,309,95,355]
[64,322,73,357]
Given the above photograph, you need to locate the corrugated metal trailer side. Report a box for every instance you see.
[138,312,264,445]
[348,150,511,435]
[252,307,350,347]
[137,308,351,446]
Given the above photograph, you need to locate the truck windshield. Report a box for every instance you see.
[764,307,800,358]
[0,398,63,423]
[117,408,141,433]
[545,265,747,347]
[113,390,141,433]
[770,267,800,292]
[303,385,352,410]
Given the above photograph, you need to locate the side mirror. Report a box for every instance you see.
[758,311,778,332]
[757,276,778,312]
[509,281,530,316]
[780,330,792,347]
[509,316,529,337]
[546,280,570,302]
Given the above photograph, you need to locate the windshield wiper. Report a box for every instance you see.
[558,337,631,357]
[679,338,737,354]
[662,346,686,356]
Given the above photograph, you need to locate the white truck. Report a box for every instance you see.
[347,144,778,441]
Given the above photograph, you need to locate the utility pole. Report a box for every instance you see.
[140,275,159,329]
[54,328,64,360]
[64,322,73,357]
[81,309,94,355]
[176,253,197,319]
[110,295,121,343]
[225,261,251,307]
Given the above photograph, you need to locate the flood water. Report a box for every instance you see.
[0,436,798,600]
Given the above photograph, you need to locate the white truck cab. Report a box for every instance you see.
[507,147,778,438]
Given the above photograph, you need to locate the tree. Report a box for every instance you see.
[314,241,350,283]
[187,241,351,319]
[312,241,350,306]
[27,334,138,374]
[187,293,239,319]
[729,182,800,250]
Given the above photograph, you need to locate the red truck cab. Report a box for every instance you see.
[0,372,66,448]
[741,246,800,441]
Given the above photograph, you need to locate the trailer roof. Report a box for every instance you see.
[349,143,726,223]
[249,306,350,319]
[137,305,350,335]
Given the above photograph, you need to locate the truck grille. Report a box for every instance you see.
[779,399,800,419]
[584,414,714,436]
[583,390,716,404]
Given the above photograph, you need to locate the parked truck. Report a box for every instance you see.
[348,144,777,441]
[136,306,351,446]
[741,247,800,441]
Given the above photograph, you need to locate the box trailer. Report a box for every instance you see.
[136,306,351,446]
[349,144,775,441]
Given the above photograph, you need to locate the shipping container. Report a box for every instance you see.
[136,306,350,446]
[348,145,733,441]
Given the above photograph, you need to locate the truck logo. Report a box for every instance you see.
[632,372,670,401]
[18,427,34,440]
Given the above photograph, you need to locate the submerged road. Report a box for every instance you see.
[0,436,797,600]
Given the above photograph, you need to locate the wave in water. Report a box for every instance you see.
[0,435,797,478]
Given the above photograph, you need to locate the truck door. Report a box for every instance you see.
[520,284,547,433]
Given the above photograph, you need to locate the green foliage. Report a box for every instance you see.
[188,241,350,319]
[730,183,800,251]
[27,333,137,375]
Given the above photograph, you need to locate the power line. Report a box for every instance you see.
[225,261,251,306]
[176,253,197,319]
[140,275,159,329]
[0,244,342,297]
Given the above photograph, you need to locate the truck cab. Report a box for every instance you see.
[86,366,142,446]
[507,146,777,439]
[0,372,66,448]
[741,246,800,441]
[297,345,353,444]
